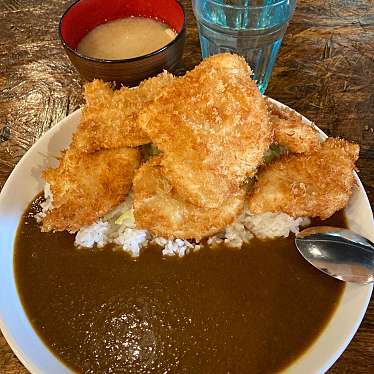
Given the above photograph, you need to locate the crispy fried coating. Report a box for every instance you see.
[248,138,359,219]
[42,147,141,232]
[133,157,245,240]
[71,71,174,152]
[139,53,272,209]
[267,99,320,154]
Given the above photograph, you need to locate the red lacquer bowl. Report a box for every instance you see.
[59,0,186,86]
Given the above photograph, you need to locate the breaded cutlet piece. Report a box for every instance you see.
[248,138,359,219]
[267,99,320,154]
[138,53,272,209]
[71,71,174,152]
[133,157,245,240]
[42,147,141,232]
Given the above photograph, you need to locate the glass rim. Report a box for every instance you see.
[202,0,292,10]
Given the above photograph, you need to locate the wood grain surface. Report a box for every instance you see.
[0,0,373,373]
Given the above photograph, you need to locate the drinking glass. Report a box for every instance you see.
[192,0,296,93]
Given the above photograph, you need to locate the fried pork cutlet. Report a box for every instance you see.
[133,157,245,240]
[267,100,320,154]
[42,147,141,232]
[71,71,174,152]
[139,53,272,209]
[248,138,359,219]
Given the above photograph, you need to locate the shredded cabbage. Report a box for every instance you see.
[115,209,134,225]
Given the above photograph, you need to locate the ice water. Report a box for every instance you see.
[193,0,296,93]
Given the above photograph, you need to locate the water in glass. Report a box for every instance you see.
[192,0,296,93]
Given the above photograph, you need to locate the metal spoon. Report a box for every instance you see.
[295,227,374,284]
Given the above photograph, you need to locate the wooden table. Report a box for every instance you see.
[0,0,373,372]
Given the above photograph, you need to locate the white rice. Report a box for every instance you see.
[38,189,310,257]
[207,207,310,248]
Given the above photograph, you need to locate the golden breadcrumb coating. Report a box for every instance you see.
[267,99,320,154]
[42,147,141,232]
[133,157,245,240]
[71,71,174,152]
[248,138,359,219]
[138,53,272,209]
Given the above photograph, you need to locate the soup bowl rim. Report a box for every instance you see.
[58,0,187,64]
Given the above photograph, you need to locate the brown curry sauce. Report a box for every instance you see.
[14,196,345,373]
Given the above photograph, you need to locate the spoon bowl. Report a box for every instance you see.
[295,226,374,284]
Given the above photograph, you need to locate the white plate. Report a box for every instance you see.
[0,101,373,374]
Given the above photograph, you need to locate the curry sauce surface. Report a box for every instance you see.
[15,197,345,373]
